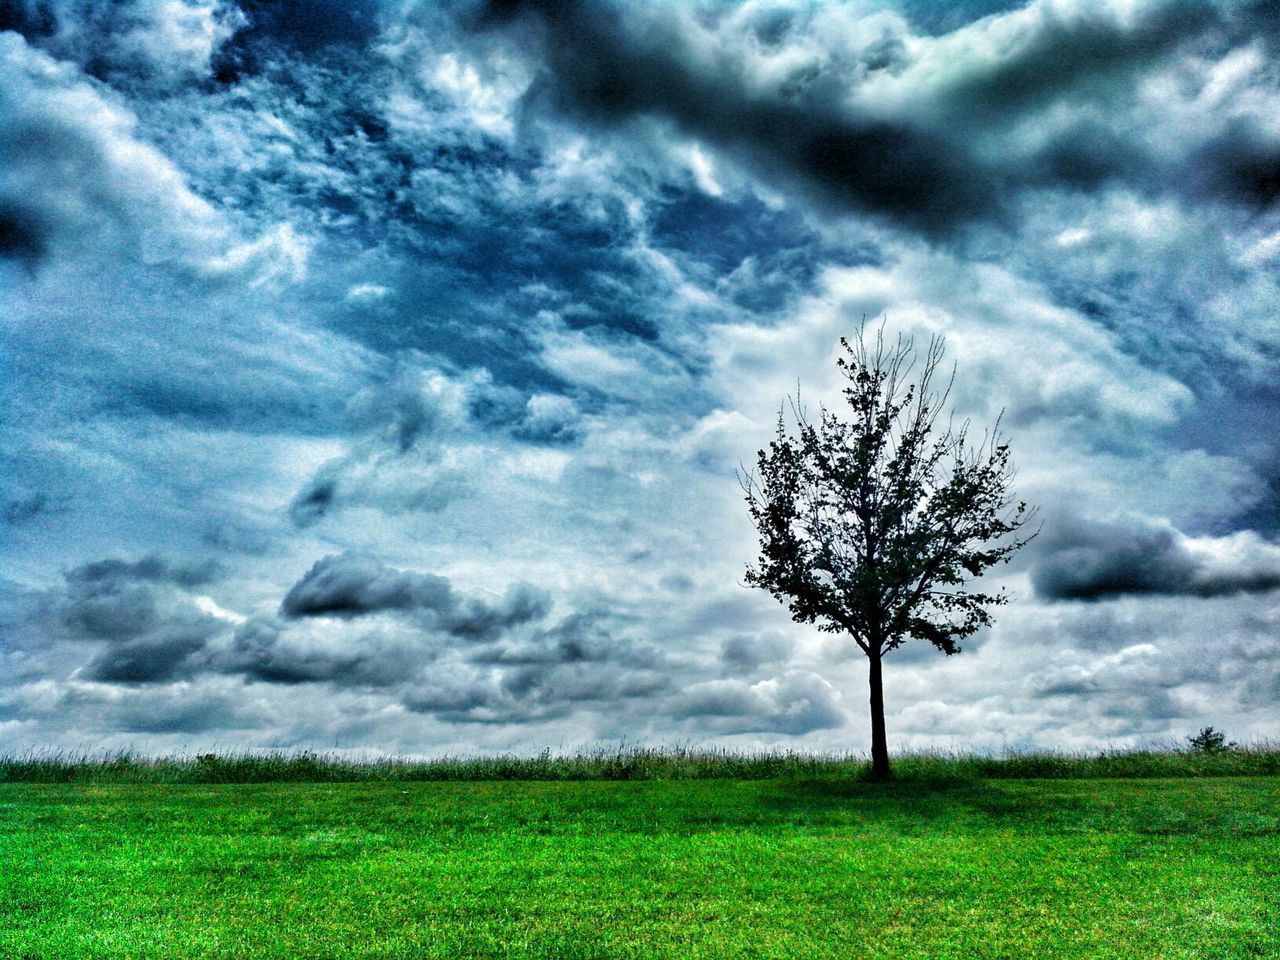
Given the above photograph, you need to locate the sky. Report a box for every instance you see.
[2,0,1280,757]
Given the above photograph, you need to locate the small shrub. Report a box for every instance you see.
[1187,726,1236,754]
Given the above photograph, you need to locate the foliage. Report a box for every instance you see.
[1187,726,1237,754]
[741,327,1035,777]
[742,329,1033,656]
[4,742,1280,783]
[3,778,1278,958]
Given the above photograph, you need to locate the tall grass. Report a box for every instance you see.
[2,742,1278,784]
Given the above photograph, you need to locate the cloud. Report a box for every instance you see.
[36,555,231,686]
[469,0,1280,240]
[666,670,847,735]
[397,609,672,724]
[1032,515,1280,601]
[215,616,432,688]
[280,552,552,639]
[287,367,475,528]
[67,555,221,588]
[57,554,223,643]
[3,492,50,525]
[720,632,796,671]
[211,0,381,82]
[1,0,244,86]
[472,611,655,667]
[84,620,220,684]
[402,656,671,725]
[0,29,310,280]
[280,553,458,618]
[0,32,221,267]
[61,574,160,642]
[471,0,1001,237]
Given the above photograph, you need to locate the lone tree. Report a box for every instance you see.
[741,327,1035,780]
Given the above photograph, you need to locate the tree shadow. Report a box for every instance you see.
[724,776,1092,833]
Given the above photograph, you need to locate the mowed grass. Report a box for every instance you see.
[3,776,1278,959]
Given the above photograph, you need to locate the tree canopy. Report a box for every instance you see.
[741,327,1035,778]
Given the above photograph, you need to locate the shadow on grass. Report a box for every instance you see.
[750,777,1062,830]
[746,775,1280,838]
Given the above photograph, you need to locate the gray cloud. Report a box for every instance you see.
[67,555,221,588]
[666,671,846,735]
[281,553,458,618]
[403,659,670,725]
[216,616,433,688]
[58,681,263,734]
[0,0,243,87]
[470,0,1280,238]
[38,556,232,684]
[280,553,552,640]
[1032,515,1280,601]
[85,620,220,684]
[720,633,796,671]
[472,0,1002,237]
[57,555,221,643]
[0,31,222,269]
[61,574,160,642]
[0,199,47,268]
[400,609,672,723]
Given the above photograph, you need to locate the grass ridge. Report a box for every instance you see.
[3,742,1278,784]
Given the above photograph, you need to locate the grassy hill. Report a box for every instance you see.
[3,750,1277,958]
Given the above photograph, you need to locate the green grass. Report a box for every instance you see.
[3,775,1278,958]
[4,742,1279,783]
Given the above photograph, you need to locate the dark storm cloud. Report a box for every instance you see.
[0,200,47,268]
[62,574,160,641]
[472,0,1002,237]
[216,616,430,687]
[281,553,457,617]
[280,553,552,639]
[57,682,261,734]
[84,620,219,684]
[1190,120,1280,208]
[18,558,228,709]
[468,0,1280,237]
[0,1,55,37]
[923,2,1213,119]
[1032,516,1280,601]
[67,556,221,588]
[47,557,229,683]
[446,584,553,640]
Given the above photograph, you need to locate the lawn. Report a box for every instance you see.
[2,776,1277,959]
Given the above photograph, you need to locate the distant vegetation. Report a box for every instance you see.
[3,741,1278,784]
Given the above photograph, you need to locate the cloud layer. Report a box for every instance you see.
[2,0,1279,754]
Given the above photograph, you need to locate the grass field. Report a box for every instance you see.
[3,764,1278,958]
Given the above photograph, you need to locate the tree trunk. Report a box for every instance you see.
[867,647,892,780]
